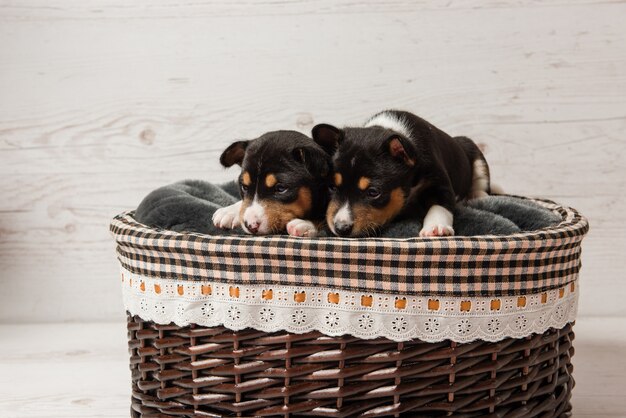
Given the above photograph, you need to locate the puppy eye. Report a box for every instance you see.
[275,184,288,194]
[366,187,381,199]
[240,184,249,193]
[328,185,337,193]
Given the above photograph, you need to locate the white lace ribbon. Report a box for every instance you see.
[121,267,578,343]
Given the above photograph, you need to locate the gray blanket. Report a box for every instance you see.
[135,180,561,237]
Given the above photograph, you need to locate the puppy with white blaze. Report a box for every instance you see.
[213,130,332,237]
[312,110,492,237]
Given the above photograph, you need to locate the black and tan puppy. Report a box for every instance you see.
[312,110,491,237]
[213,130,331,237]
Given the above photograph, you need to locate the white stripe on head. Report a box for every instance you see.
[333,202,352,225]
[242,195,269,234]
[365,111,412,139]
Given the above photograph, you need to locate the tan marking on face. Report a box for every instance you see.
[350,188,405,236]
[242,171,251,186]
[334,173,342,186]
[265,173,277,188]
[261,186,312,232]
[326,199,340,231]
[358,177,370,190]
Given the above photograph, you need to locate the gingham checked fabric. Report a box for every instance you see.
[110,198,588,298]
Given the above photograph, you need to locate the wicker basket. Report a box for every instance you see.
[111,198,588,418]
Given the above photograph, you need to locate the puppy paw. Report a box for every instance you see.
[212,202,242,229]
[286,219,318,238]
[419,224,454,237]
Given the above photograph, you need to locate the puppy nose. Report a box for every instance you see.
[245,221,259,234]
[335,222,353,236]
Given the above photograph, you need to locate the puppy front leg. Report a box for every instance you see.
[286,218,318,238]
[420,205,454,237]
[419,187,455,237]
[212,200,242,229]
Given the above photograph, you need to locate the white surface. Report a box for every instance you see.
[0,1,625,322]
[0,318,624,417]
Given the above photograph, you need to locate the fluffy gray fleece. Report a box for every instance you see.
[135,180,561,237]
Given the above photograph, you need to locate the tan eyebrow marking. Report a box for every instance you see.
[242,171,251,186]
[358,177,371,190]
[334,173,342,186]
[265,173,277,188]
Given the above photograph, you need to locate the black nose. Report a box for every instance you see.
[335,222,353,236]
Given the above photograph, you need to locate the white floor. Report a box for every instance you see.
[0,318,623,418]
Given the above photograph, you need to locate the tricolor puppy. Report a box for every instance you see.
[312,110,491,237]
[212,130,331,237]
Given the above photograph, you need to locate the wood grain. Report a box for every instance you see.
[0,323,130,418]
[0,0,624,322]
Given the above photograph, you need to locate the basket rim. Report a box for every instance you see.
[110,195,588,299]
[111,195,588,246]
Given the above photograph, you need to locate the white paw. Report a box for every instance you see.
[286,219,318,238]
[212,201,242,229]
[421,205,454,237]
[419,224,454,237]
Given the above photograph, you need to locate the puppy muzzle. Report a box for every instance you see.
[334,221,353,237]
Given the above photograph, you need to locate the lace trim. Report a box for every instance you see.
[121,268,578,343]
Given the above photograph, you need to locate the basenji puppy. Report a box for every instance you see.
[213,130,332,237]
[312,110,491,237]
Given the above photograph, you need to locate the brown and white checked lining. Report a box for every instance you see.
[110,197,588,298]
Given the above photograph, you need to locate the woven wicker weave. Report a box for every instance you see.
[127,314,574,418]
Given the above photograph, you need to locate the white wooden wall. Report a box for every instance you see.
[0,0,624,323]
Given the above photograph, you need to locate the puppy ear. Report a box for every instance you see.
[220,140,250,167]
[292,146,331,178]
[386,136,416,167]
[312,124,343,155]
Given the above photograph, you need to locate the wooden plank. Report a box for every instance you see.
[1,0,622,21]
[0,1,624,322]
[0,323,130,418]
